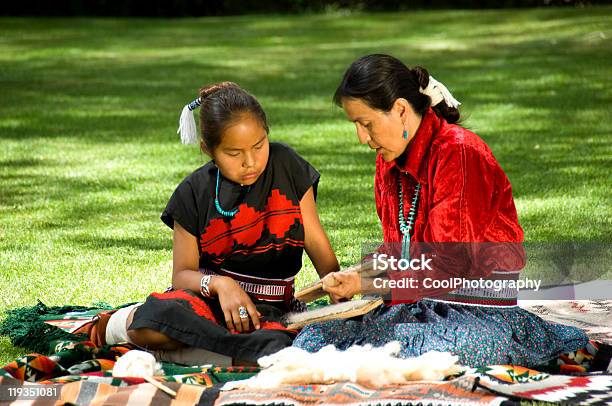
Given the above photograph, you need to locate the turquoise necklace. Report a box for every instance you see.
[398,178,421,260]
[215,168,250,217]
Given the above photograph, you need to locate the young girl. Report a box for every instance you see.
[292,55,589,368]
[102,82,339,365]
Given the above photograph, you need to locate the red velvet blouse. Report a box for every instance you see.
[375,108,525,305]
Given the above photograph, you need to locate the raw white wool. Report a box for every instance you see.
[112,350,162,377]
[237,341,463,389]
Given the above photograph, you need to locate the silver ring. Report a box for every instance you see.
[238,306,249,319]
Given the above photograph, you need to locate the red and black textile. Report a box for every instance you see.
[196,267,304,312]
[161,142,319,281]
[129,289,297,362]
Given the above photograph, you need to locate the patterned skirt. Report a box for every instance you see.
[292,300,589,368]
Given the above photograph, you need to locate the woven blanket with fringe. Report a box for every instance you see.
[215,367,612,406]
[1,338,611,405]
[2,368,612,405]
[0,340,257,405]
[1,301,612,405]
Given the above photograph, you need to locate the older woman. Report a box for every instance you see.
[292,54,588,368]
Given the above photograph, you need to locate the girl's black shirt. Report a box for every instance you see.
[161,142,320,280]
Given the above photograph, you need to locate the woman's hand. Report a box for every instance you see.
[210,276,260,333]
[321,271,361,300]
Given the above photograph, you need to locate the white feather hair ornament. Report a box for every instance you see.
[419,76,461,109]
[177,97,201,145]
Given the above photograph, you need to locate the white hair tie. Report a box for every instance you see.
[419,76,461,109]
[177,97,201,145]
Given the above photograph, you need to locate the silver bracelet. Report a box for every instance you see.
[200,274,212,298]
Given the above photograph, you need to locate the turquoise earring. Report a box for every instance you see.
[403,130,408,139]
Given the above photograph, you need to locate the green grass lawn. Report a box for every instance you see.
[0,7,611,365]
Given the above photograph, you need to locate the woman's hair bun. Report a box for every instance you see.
[411,66,430,90]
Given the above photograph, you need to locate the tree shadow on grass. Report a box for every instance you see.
[1,9,609,245]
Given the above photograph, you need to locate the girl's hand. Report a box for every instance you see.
[322,271,361,300]
[210,276,260,333]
